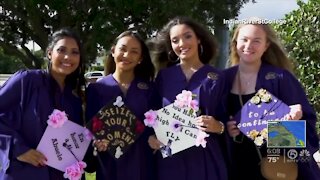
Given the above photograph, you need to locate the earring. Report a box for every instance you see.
[168,50,174,58]
[46,60,52,72]
[199,44,203,55]
[168,50,179,63]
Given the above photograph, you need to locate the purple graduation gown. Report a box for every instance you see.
[223,63,320,180]
[85,74,155,180]
[153,64,228,180]
[0,70,83,180]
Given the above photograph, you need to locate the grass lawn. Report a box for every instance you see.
[85,172,96,180]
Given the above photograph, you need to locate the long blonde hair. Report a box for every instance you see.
[229,20,294,73]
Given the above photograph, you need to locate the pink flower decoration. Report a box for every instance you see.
[190,99,199,111]
[173,100,185,108]
[195,130,209,148]
[174,90,193,108]
[174,90,199,113]
[84,128,94,140]
[63,161,87,180]
[47,109,68,128]
[144,110,157,127]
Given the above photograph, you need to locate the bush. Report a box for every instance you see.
[274,0,320,133]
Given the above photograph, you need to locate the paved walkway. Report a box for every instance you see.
[0,80,6,86]
[0,74,11,86]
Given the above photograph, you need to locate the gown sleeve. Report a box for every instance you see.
[85,83,101,121]
[153,70,164,109]
[0,70,26,111]
[142,73,163,139]
[83,83,103,173]
[278,70,319,154]
[0,70,32,159]
[201,71,228,123]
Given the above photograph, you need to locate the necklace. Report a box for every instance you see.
[237,70,257,106]
[120,83,130,89]
[119,83,130,96]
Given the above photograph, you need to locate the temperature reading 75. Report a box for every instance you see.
[267,157,279,162]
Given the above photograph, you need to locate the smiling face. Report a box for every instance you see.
[111,35,142,72]
[236,24,269,64]
[169,24,200,61]
[47,37,80,78]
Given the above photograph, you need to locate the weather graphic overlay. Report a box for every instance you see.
[267,120,306,148]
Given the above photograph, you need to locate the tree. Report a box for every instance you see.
[0,0,254,69]
[0,47,26,73]
[274,0,320,132]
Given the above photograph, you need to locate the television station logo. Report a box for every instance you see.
[266,120,310,163]
[266,148,311,163]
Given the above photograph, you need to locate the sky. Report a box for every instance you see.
[238,0,307,20]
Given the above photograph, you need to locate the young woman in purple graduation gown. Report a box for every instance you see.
[147,16,228,180]
[0,28,86,180]
[85,31,155,180]
[223,19,320,180]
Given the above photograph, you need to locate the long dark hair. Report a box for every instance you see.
[149,16,218,70]
[46,27,86,97]
[105,30,155,81]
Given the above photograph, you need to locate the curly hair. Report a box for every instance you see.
[149,16,218,71]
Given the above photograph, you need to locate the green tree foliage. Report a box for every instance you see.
[274,0,320,132]
[0,48,26,73]
[0,0,253,69]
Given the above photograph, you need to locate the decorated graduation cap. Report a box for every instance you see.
[144,90,209,158]
[86,96,145,159]
[37,109,91,179]
[234,89,290,146]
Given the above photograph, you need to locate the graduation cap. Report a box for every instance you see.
[151,103,201,158]
[234,89,290,146]
[143,90,210,158]
[37,112,92,172]
[87,96,144,159]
